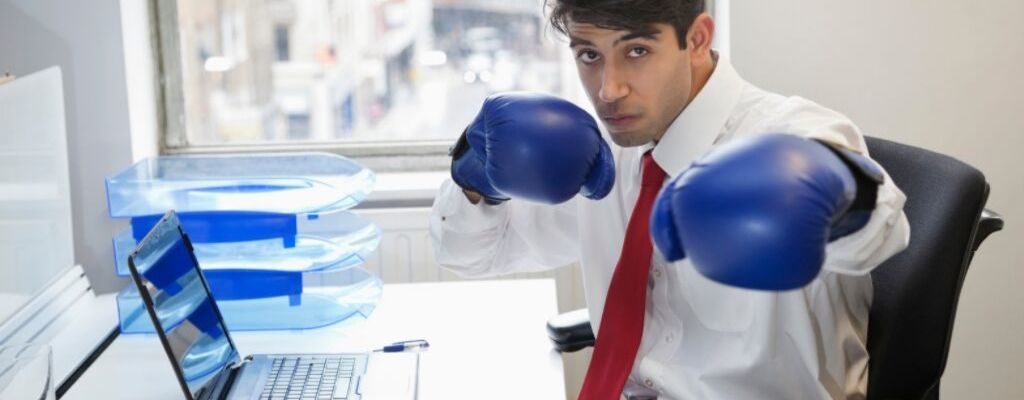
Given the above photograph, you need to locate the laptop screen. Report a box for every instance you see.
[127,211,241,398]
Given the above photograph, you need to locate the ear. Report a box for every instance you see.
[686,13,715,62]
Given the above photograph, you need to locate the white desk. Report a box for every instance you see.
[63,279,566,400]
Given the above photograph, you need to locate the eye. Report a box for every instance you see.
[577,50,600,64]
[628,47,649,58]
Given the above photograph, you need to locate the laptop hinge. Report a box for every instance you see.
[198,355,252,400]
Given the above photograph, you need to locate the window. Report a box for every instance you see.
[155,0,575,167]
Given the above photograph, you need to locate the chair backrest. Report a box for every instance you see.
[864,136,990,399]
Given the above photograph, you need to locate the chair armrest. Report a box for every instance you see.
[546,308,595,353]
[624,382,660,400]
[973,208,1004,251]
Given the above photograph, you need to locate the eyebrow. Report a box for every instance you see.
[568,30,661,48]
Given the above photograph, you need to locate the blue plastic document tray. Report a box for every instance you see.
[112,211,380,276]
[105,153,374,217]
[117,266,383,333]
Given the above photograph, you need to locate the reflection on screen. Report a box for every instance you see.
[130,214,239,396]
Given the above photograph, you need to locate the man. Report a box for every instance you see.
[431,1,910,398]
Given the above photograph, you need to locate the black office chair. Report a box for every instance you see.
[547,136,1005,399]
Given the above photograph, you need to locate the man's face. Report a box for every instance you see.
[568,22,694,147]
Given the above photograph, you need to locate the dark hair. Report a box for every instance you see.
[546,0,706,49]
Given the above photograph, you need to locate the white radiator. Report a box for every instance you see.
[349,207,588,314]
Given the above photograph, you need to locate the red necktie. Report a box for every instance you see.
[579,151,666,399]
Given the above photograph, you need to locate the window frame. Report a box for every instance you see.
[151,0,457,171]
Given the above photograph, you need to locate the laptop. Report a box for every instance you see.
[126,211,418,400]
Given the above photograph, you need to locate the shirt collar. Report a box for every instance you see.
[648,55,747,178]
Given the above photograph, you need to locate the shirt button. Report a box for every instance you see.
[666,334,674,343]
[653,268,662,278]
[644,378,654,388]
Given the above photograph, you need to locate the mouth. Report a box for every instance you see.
[601,114,640,129]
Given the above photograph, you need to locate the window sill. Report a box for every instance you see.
[161,141,454,173]
[356,170,449,209]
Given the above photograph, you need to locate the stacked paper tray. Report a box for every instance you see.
[105,152,374,218]
[117,265,383,333]
[106,152,385,333]
[112,211,381,277]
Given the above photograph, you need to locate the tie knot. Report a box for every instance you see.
[641,151,666,187]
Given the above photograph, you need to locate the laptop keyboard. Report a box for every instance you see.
[260,355,360,400]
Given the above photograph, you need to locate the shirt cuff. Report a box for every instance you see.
[822,173,911,275]
[430,179,512,278]
[433,179,509,234]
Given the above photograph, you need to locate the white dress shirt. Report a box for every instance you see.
[430,56,910,399]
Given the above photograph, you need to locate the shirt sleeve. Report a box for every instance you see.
[759,97,911,275]
[429,179,581,278]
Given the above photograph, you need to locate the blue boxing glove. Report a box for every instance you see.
[449,92,615,205]
[649,134,883,290]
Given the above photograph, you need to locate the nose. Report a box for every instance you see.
[598,62,630,103]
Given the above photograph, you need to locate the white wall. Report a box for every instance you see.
[730,1,1024,398]
[0,0,158,293]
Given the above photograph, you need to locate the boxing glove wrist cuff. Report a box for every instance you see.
[815,139,884,239]
[449,127,508,205]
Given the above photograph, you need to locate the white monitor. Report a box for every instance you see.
[0,67,74,328]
